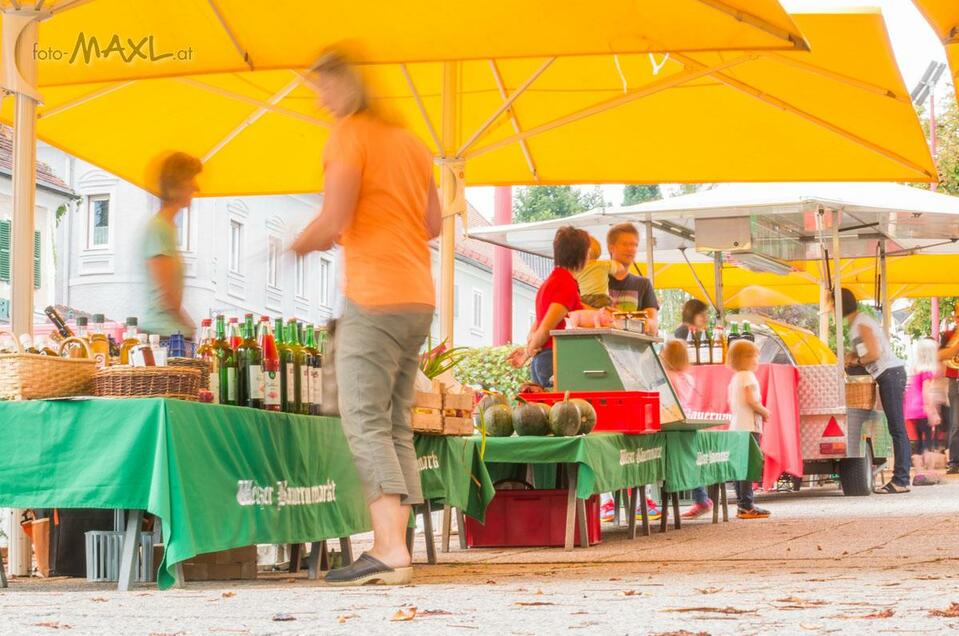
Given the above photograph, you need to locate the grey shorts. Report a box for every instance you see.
[335,301,432,505]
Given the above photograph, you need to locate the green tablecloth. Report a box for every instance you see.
[414,435,494,523]
[663,431,763,492]
[0,399,494,590]
[481,433,667,499]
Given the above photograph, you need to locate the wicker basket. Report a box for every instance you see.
[93,366,202,401]
[168,357,210,390]
[845,377,877,410]
[0,331,96,400]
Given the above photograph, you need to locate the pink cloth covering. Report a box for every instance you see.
[686,363,803,489]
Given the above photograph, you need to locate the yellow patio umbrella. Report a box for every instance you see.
[913,1,959,102]
[0,0,809,339]
[1,9,936,343]
[654,254,959,308]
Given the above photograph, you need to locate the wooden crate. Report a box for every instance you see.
[412,409,443,433]
[442,416,475,436]
[443,389,475,413]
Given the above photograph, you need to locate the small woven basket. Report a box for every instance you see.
[0,331,96,401]
[168,357,210,390]
[845,377,877,410]
[93,366,202,401]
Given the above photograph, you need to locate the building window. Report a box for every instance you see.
[472,289,483,332]
[229,220,243,273]
[454,285,459,319]
[319,257,332,307]
[267,237,282,288]
[87,195,110,249]
[174,205,191,251]
[295,253,306,298]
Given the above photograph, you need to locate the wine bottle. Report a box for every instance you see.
[286,319,304,414]
[304,325,321,415]
[237,314,263,409]
[295,321,312,416]
[213,315,236,405]
[261,320,281,412]
[119,317,139,365]
[44,305,75,339]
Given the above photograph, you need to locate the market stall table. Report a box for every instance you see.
[479,432,667,549]
[662,429,765,526]
[0,399,495,589]
[686,364,802,490]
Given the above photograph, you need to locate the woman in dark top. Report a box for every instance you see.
[674,298,708,341]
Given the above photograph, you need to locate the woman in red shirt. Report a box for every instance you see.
[526,227,591,387]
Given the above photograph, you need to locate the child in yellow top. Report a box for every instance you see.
[576,237,626,309]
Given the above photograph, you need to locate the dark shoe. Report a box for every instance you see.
[737,506,770,519]
[874,481,910,494]
[324,552,412,587]
[947,465,959,475]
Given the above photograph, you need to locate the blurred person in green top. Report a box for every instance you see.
[141,152,202,336]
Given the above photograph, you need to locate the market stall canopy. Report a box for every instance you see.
[913,1,959,103]
[468,181,959,307]
[0,9,933,196]
[8,0,809,86]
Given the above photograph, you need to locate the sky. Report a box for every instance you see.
[465,0,951,220]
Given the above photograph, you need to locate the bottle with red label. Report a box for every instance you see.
[260,318,281,412]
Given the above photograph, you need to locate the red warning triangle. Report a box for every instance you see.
[821,417,844,437]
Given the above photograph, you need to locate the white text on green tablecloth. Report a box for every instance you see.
[235,479,338,507]
[619,447,663,466]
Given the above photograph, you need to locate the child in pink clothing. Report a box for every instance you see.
[904,338,943,454]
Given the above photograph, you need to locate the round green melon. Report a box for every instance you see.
[534,402,551,422]
[549,396,581,437]
[474,393,509,428]
[483,404,514,437]
[571,398,598,435]
[513,401,550,436]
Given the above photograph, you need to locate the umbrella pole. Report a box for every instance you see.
[713,252,724,323]
[880,240,890,337]
[438,62,462,345]
[832,211,844,382]
[645,219,655,288]
[2,8,41,578]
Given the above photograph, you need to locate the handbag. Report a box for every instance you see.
[320,319,339,416]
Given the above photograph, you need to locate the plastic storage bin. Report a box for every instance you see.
[519,391,661,434]
[465,489,601,548]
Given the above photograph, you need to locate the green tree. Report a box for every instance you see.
[903,297,958,341]
[622,184,662,205]
[512,185,608,223]
[918,94,959,196]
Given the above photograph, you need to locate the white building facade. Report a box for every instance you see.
[36,145,539,345]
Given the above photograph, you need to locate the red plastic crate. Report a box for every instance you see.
[518,391,661,434]
[465,490,601,548]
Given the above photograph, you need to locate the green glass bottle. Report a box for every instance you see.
[285,319,303,414]
[274,318,292,413]
[213,315,237,405]
[297,322,314,415]
[304,325,321,415]
[237,313,263,409]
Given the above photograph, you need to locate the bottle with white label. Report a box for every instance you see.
[295,321,313,416]
[304,325,322,415]
[237,314,263,409]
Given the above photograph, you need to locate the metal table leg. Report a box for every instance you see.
[456,508,467,549]
[721,484,729,522]
[117,509,143,592]
[307,541,324,580]
[627,488,638,540]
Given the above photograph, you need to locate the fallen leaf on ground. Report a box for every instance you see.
[570,611,589,615]
[915,575,942,580]
[774,597,829,609]
[799,624,823,631]
[418,609,453,617]
[817,545,823,551]
[271,614,295,622]
[486,580,497,585]
[535,590,544,596]
[90,597,108,603]
[863,609,895,619]
[608,577,622,581]
[391,607,417,622]
[663,607,756,615]
[930,603,959,617]
[514,601,555,607]
[35,624,71,631]
[337,614,357,624]
[648,631,710,636]
[221,592,236,598]
[285,578,297,583]
[696,587,723,595]
[622,590,641,597]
